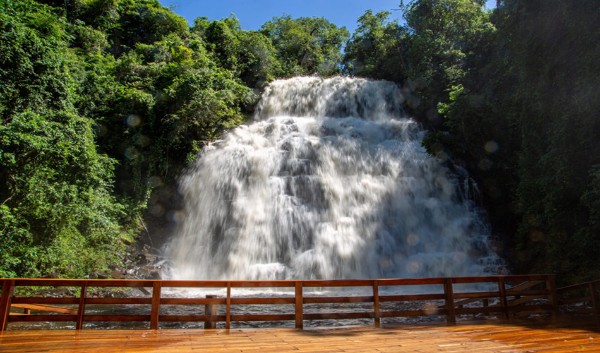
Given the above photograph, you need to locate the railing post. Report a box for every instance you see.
[226,282,231,330]
[545,275,558,322]
[76,281,88,330]
[444,278,456,325]
[204,295,217,329]
[0,279,14,331]
[373,280,380,327]
[150,281,161,330]
[295,281,303,329]
[589,282,599,323]
[498,277,509,320]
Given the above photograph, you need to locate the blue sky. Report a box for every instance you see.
[159,1,496,34]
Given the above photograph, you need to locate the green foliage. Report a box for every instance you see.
[402,0,494,124]
[192,16,280,88]
[261,15,350,77]
[343,10,408,82]
[408,0,599,283]
[0,4,72,116]
[73,0,188,55]
[505,0,600,281]
[0,110,126,278]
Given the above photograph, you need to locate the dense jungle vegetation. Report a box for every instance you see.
[1,0,598,284]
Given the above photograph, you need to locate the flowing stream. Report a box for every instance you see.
[164,76,503,281]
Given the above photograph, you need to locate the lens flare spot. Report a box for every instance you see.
[484,140,499,154]
[127,114,141,128]
[124,146,139,160]
[423,302,439,315]
[406,261,422,273]
[406,233,420,246]
[149,176,163,188]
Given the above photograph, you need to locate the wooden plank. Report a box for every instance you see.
[509,304,553,312]
[380,309,447,317]
[82,315,149,322]
[230,314,295,322]
[13,279,146,287]
[546,274,558,321]
[157,314,204,323]
[498,277,509,320]
[76,283,87,330]
[159,314,225,322]
[379,293,445,301]
[503,274,553,281]
[505,280,544,293]
[150,281,161,329]
[301,279,373,287]
[0,279,14,331]
[558,278,600,292]
[229,280,296,288]
[1,319,600,353]
[590,282,600,320]
[295,282,303,329]
[8,314,78,322]
[225,283,231,329]
[507,295,547,307]
[230,297,295,305]
[159,280,229,288]
[203,294,217,329]
[454,306,504,315]
[85,280,154,287]
[452,295,498,308]
[10,304,77,314]
[303,296,373,304]
[13,279,88,287]
[373,280,380,327]
[451,276,507,284]
[11,297,80,305]
[454,291,500,299]
[303,312,372,320]
[375,277,446,286]
[444,278,456,324]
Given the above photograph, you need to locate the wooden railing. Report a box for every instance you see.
[557,279,600,321]
[0,275,559,331]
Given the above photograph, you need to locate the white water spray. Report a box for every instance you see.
[164,77,502,280]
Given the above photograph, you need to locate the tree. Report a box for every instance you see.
[192,16,280,88]
[503,0,600,280]
[261,16,349,77]
[416,0,600,282]
[402,0,493,126]
[1,0,255,278]
[1,0,126,278]
[343,10,408,83]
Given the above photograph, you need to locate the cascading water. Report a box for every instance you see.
[164,76,503,280]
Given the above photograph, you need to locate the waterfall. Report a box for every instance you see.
[164,76,503,280]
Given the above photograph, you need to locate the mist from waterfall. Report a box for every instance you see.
[164,76,503,280]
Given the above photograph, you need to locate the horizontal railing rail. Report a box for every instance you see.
[0,275,560,331]
[557,279,600,321]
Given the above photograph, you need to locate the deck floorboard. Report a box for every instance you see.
[1,318,598,352]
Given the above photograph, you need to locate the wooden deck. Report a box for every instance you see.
[1,318,599,353]
[1,277,598,351]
